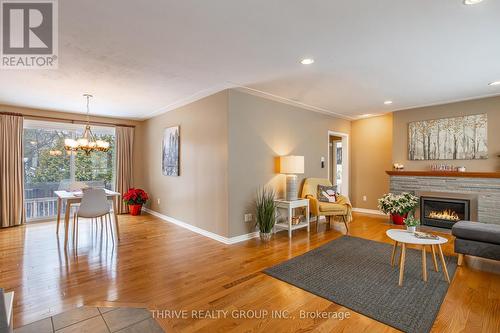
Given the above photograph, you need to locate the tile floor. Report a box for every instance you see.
[14,306,164,333]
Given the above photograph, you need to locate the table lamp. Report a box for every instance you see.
[280,155,304,201]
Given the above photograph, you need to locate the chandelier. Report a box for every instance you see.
[64,94,110,155]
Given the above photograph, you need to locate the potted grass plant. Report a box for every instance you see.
[378,192,419,225]
[255,187,277,242]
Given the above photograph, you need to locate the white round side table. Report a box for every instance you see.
[386,229,450,286]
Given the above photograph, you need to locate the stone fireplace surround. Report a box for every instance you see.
[387,171,500,225]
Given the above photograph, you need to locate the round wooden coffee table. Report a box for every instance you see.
[386,229,450,286]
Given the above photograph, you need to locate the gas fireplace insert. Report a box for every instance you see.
[420,196,470,229]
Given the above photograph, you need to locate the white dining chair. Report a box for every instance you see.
[73,188,114,246]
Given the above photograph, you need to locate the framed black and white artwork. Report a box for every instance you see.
[162,126,180,176]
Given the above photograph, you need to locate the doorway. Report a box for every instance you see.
[328,131,349,197]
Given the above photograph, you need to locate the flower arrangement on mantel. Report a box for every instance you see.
[123,188,149,216]
[378,192,419,225]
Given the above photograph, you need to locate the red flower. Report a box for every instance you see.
[123,188,149,205]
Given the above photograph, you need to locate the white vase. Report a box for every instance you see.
[407,226,416,233]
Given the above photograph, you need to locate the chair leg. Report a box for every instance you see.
[343,215,349,234]
[457,253,464,266]
[73,213,78,248]
[76,216,79,247]
[104,215,109,240]
[72,212,77,242]
[108,214,114,243]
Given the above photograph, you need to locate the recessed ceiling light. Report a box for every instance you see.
[384,100,393,105]
[463,0,484,5]
[488,81,500,86]
[300,58,314,65]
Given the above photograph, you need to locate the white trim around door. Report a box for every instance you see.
[327,130,349,198]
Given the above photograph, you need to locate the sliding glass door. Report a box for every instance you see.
[23,120,115,221]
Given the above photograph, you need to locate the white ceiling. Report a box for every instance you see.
[1,0,500,120]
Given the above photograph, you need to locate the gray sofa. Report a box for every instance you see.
[452,221,500,265]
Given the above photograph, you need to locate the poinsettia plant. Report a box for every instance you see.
[123,188,149,205]
[378,192,419,215]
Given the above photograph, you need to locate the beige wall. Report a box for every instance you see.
[137,91,229,237]
[351,114,393,210]
[393,96,500,171]
[227,90,351,237]
[8,92,500,237]
[350,96,500,210]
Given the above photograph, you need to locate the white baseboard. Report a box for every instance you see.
[352,207,388,216]
[142,208,259,245]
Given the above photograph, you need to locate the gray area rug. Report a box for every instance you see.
[264,236,457,333]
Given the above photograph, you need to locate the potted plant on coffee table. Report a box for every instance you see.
[255,187,277,242]
[123,188,149,216]
[404,214,420,232]
[378,192,419,225]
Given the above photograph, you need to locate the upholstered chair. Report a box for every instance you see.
[301,178,351,233]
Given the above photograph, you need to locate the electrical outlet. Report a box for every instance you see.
[362,195,367,202]
[157,198,161,205]
[244,213,253,222]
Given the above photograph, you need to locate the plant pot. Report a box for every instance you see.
[129,204,143,216]
[407,226,416,233]
[259,232,272,242]
[391,213,408,225]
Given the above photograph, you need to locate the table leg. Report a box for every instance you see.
[306,204,310,233]
[399,244,403,267]
[399,243,406,286]
[56,197,62,234]
[64,201,71,247]
[391,241,399,266]
[431,245,439,271]
[288,206,292,238]
[422,246,427,282]
[437,244,450,283]
[112,197,120,240]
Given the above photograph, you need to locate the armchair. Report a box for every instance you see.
[301,178,352,233]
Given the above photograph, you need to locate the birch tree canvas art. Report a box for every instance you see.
[162,126,180,176]
[408,114,487,160]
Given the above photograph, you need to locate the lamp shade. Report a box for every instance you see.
[280,155,304,174]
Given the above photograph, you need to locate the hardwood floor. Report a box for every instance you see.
[1,213,499,332]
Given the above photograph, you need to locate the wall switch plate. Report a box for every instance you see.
[157,198,161,205]
[362,195,367,202]
[244,213,253,222]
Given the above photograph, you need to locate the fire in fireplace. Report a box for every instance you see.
[420,196,470,229]
[428,209,460,221]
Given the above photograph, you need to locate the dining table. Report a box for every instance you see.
[54,189,121,247]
